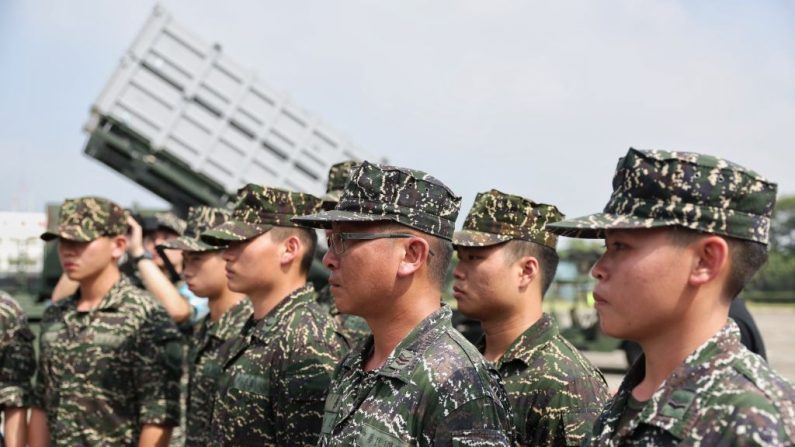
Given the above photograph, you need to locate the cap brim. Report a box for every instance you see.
[158,237,219,252]
[40,227,96,242]
[547,213,680,239]
[292,210,398,229]
[452,229,512,247]
[200,220,272,246]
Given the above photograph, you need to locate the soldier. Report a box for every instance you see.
[0,291,35,447]
[452,189,609,446]
[294,161,515,446]
[318,160,370,343]
[199,185,347,446]
[30,196,182,447]
[158,206,252,447]
[127,212,210,329]
[547,148,795,445]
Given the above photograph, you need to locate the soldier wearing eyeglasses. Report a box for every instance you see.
[317,160,371,344]
[294,162,514,446]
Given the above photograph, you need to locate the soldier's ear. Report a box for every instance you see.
[688,235,729,288]
[396,237,429,278]
[517,255,539,290]
[279,234,301,267]
[110,235,127,260]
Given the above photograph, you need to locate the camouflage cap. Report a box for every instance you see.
[158,206,231,252]
[292,161,462,240]
[453,189,564,249]
[547,148,778,244]
[200,184,323,245]
[322,160,359,205]
[151,212,187,236]
[40,196,129,242]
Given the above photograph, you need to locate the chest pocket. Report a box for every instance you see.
[358,423,411,447]
[93,333,127,349]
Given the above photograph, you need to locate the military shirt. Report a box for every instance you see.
[590,320,795,446]
[319,305,515,447]
[317,284,371,344]
[481,314,608,446]
[209,284,347,446]
[185,298,253,447]
[33,277,183,446]
[0,291,35,410]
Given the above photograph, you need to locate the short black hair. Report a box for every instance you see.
[668,227,768,298]
[503,239,559,296]
[269,226,318,275]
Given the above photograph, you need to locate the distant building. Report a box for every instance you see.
[0,212,47,276]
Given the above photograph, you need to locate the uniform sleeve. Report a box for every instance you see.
[0,304,36,409]
[432,397,513,447]
[528,376,610,446]
[273,317,341,445]
[133,306,183,426]
[31,305,60,411]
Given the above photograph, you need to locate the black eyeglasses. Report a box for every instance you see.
[327,232,434,256]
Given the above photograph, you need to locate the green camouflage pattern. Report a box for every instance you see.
[152,211,187,235]
[293,161,463,240]
[316,284,371,344]
[201,184,323,245]
[323,160,360,205]
[480,314,609,446]
[160,206,232,252]
[0,291,35,409]
[40,196,129,242]
[318,305,515,446]
[185,298,252,447]
[209,284,347,446]
[589,320,795,446]
[547,148,778,244]
[453,189,564,249]
[32,277,183,446]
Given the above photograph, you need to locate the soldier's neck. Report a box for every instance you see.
[208,289,246,322]
[363,297,440,372]
[249,275,307,320]
[480,301,543,363]
[633,301,729,401]
[76,267,121,311]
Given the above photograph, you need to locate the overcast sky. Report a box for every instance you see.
[1,1,793,224]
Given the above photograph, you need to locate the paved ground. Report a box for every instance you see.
[583,305,795,393]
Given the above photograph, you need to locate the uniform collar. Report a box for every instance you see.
[251,284,316,340]
[67,276,134,312]
[206,298,253,341]
[478,313,558,368]
[342,304,452,383]
[600,320,743,442]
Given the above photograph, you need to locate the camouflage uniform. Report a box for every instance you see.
[547,149,795,445]
[200,185,348,446]
[159,206,254,447]
[318,160,371,344]
[477,315,609,446]
[0,291,35,411]
[185,298,252,447]
[36,197,183,446]
[591,321,795,445]
[294,162,515,446]
[454,190,609,446]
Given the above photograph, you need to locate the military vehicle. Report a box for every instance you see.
[39,5,378,297]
